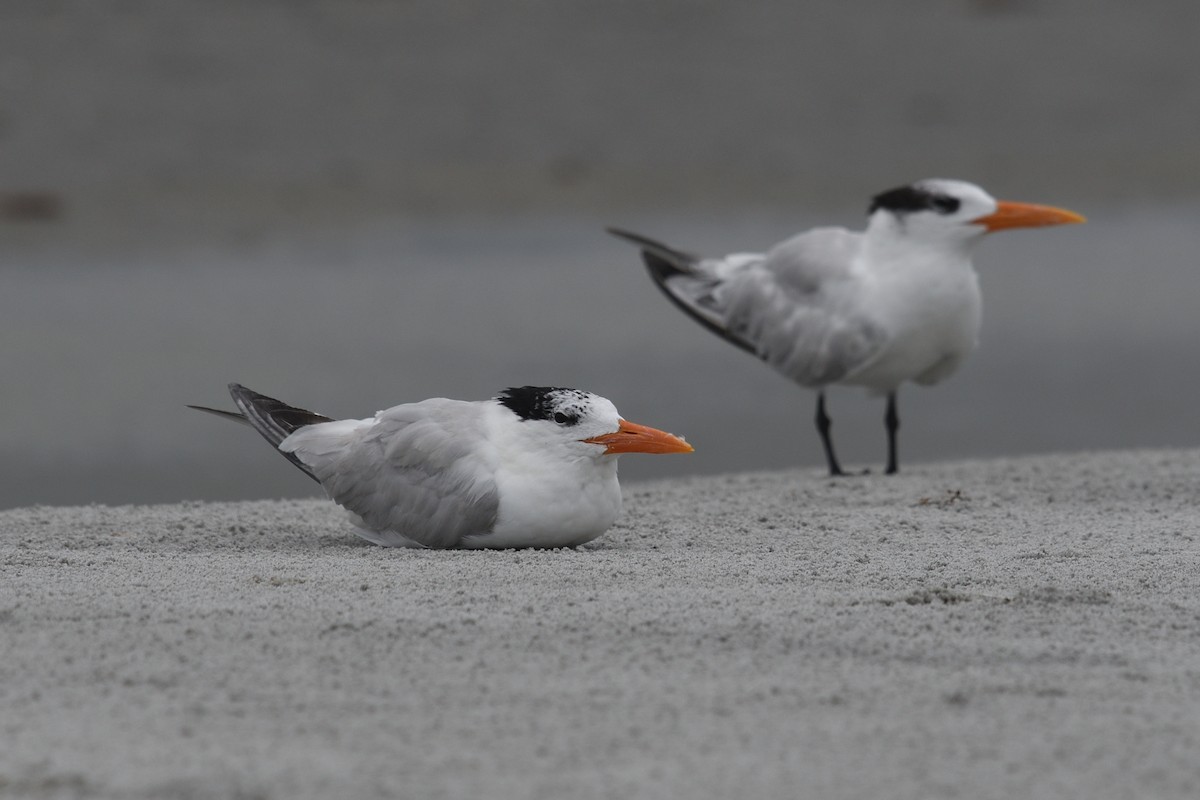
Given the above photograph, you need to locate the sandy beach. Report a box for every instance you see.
[3,448,1198,799]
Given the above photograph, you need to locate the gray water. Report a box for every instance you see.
[2,202,1195,508]
[3,1,1199,507]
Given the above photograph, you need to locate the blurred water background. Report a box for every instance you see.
[2,1,1198,508]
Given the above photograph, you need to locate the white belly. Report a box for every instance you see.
[469,457,623,549]
[845,266,982,392]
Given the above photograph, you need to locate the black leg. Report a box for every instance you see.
[815,392,846,476]
[884,391,899,475]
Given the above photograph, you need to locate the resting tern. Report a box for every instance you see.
[609,178,1084,476]
[190,383,693,549]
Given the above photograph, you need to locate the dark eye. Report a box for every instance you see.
[553,412,569,424]
[931,196,960,214]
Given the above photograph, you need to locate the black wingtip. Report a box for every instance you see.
[187,404,249,425]
[641,249,687,284]
[222,384,337,483]
[609,226,756,357]
[228,384,334,437]
[605,226,643,245]
[606,227,700,265]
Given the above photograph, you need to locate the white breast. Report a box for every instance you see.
[471,456,622,549]
[843,248,982,393]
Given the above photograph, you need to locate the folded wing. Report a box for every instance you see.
[281,399,500,549]
[611,227,888,387]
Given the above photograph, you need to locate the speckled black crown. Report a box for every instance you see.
[869,185,961,216]
[496,386,590,426]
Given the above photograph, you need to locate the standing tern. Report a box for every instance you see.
[190,383,693,549]
[609,178,1084,476]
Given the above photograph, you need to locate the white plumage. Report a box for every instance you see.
[611,178,1084,476]
[191,384,692,549]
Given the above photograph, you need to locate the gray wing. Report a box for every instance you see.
[279,399,499,549]
[713,228,889,386]
[612,226,888,387]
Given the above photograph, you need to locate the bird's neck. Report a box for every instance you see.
[863,219,978,270]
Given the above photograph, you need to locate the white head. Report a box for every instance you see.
[495,386,693,461]
[866,178,1085,247]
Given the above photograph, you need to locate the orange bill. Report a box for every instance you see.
[583,419,694,455]
[973,201,1086,232]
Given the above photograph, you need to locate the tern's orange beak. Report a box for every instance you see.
[583,419,694,455]
[972,201,1086,232]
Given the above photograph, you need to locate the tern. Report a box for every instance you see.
[609,178,1084,476]
[190,383,693,549]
